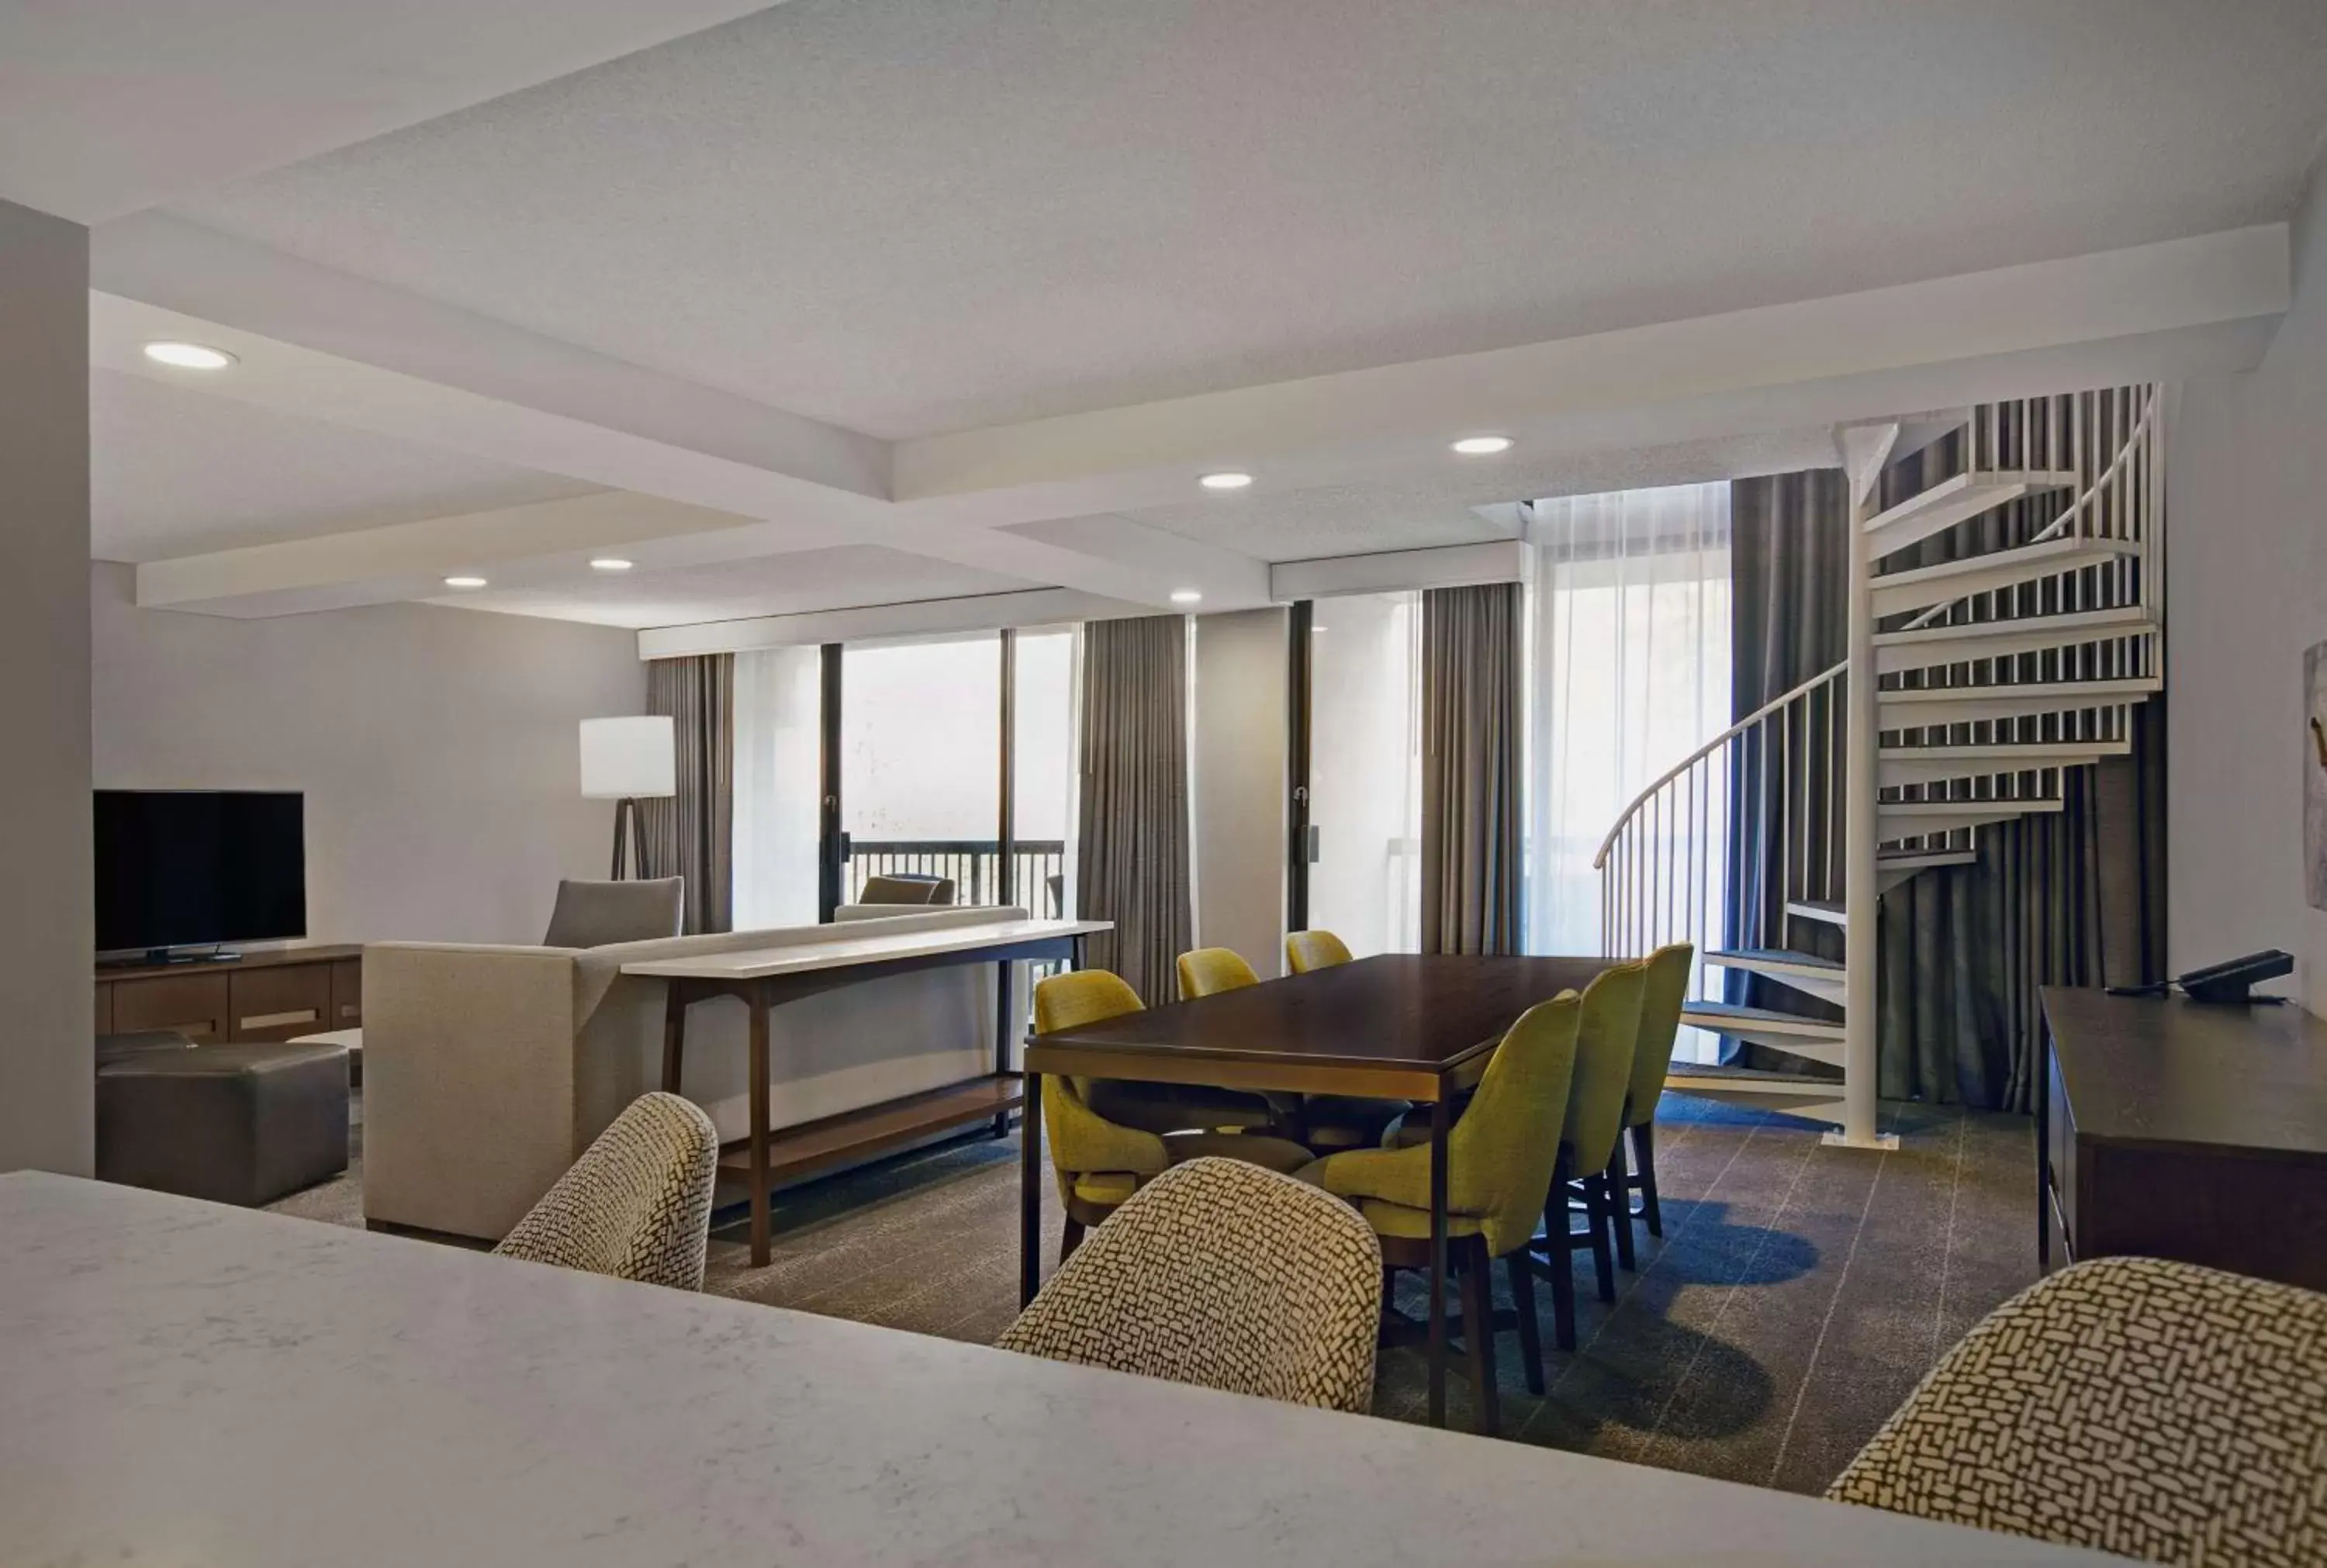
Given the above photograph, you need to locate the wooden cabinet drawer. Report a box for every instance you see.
[227,964,334,1041]
[329,958,363,1027]
[111,973,231,1041]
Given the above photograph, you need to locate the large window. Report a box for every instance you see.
[1526,482,1731,1058]
[731,626,1078,924]
[1305,592,1422,958]
[731,646,822,929]
[842,634,1003,902]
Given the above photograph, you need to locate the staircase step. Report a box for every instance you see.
[1661,1062,1848,1127]
[1877,847,1977,891]
[1679,1001,1848,1068]
[1870,537,2139,618]
[1864,468,2080,559]
[1880,796,2062,841]
[1879,676,2161,728]
[1879,739,2129,789]
[1703,949,1848,1007]
[1786,898,1846,930]
[1873,606,2153,676]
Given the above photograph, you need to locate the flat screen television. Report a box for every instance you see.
[95,790,307,960]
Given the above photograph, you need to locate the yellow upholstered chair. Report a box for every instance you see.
[1611,941,1694,1269]
[1530,958,1648,1351]
[1284,928,1354,975]
[1176,945,1260,997]
[1032,970,1308,1262]
[1300,991,1582,1435]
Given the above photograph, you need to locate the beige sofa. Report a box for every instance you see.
[363,905,1025,1241]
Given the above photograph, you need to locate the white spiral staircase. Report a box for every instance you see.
[1595,386,2163,1148]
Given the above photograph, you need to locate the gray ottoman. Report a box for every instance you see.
[97,1043,350,1207]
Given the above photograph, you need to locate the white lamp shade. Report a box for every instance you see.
[579,716,676,799]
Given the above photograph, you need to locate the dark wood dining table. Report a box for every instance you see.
[1022,952,1611,1427]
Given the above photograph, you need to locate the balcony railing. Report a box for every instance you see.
[847,838,1068,915]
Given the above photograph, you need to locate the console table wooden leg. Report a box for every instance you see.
[1020,1070,1043,1308]
[992,958,1013,1138]
[749,987,771,1268]
[659,983,687,1094]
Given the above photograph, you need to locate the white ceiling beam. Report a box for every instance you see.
[1270,541,1529,603]
[0,2,777,223]
[94,223,2287,627]
[634,588,1150,660]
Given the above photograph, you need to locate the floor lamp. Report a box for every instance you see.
[580,715,676,880]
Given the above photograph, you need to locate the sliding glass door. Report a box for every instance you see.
[839,634,1004,903]
[1301,592,1422,958]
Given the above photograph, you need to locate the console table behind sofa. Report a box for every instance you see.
[362,907,1046,1243]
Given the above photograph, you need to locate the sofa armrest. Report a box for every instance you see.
[361,943,581,1242]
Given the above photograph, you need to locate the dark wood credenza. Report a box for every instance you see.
[2040,986,2327,1290]
[95,945,363,1044]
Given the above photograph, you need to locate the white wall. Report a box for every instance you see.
[0,201,93,1175]
[1191,609,1288,978]
[93,565,648,947]
[2169,160,2327,1012]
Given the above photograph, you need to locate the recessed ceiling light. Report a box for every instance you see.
[590,558,634,572]
[143,340,237,371]
[1198,471,1253,491]
[1451,435,1514,455]
[1170,589,1203,605]
[444,575,488,590]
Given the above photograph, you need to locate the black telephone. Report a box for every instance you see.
[2107,949,2294,1004]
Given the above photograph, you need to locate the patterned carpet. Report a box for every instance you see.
[269,1090,2037,1495]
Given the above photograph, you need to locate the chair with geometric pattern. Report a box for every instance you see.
[1829,1255,2327,1568]
[492,1091,719,1290]
[998,1156,1384,1413]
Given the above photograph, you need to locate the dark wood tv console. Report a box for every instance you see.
[2039,985,2327,1291]
[95,945,363,1044]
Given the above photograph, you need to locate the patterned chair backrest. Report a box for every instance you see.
[1626,942,1696,1126]
[1830,1255,2327,1568]
[1284,929,1354,975]
[1562,959,1647,1173]
[1176,946,1260,999]
[493,1091,719,1290]
[997,1157,1384,1413]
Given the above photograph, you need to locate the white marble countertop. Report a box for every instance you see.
[0,1173,2117,1566]
[618,916,1111,980]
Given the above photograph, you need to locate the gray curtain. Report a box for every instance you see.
[641,654,734,935]
[1730,442,2167,1110]
[1421,582,1523,955]
[1077,615,1192,1006]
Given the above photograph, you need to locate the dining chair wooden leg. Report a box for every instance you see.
[1544,1146,1578,1352]
[1506,1250,1546,1395]
[1633,1121,1664,1238]
[1582,1176,1616,1304]
[1606,1135,1637,1273]
[1060,1215,1085,1266]
[1457,1237,1499,1438]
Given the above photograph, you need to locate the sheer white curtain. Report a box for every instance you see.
[731,645,822,929]
[1526,485,1731,1053]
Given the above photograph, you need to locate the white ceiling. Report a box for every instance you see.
[1127,428,1842,561]
[0,0,776,222]
[168,0,2327,440]
[430,544,1034,630]
[92,370,600,562]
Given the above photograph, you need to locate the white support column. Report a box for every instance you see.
[0,199,94,1175]
[1831,436,1897,1152]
